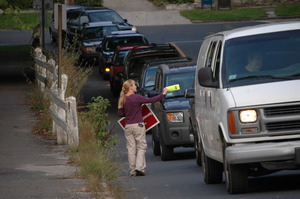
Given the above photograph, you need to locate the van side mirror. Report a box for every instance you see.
[184,88,195,98]
[197,67,218,88]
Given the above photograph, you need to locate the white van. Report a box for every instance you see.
[194,21,300,194]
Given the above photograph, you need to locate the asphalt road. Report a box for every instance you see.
[1,11,300,199]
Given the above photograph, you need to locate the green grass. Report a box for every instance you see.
[275,4,300,16]
[0,12,51,30]
[0,45,31,52]
[181,8,267,21]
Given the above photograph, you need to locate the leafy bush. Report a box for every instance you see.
[75,0,103,6]
[80,96,119,150]
[0,0,33,10]
[153,0,194,6]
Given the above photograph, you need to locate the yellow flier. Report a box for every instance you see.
[166,84,180,92]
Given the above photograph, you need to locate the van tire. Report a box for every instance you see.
[223,139,248,194]
[201,142,223,184]
[225,163,248,194]
[160,137,173,161]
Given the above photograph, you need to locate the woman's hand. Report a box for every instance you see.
[163,87,168,95]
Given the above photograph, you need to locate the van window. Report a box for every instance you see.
[205,41,217,68]
[222,29,300,88]
[213,41,222,82]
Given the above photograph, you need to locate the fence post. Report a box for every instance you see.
[56,74,68,145]
[34,48,42,88]
[67,96,79,147]
[47,59,56,87]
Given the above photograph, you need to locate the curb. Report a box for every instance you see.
[191,15,300,23]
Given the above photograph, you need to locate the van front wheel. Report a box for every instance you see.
[223,140,248,194]
[201,142,223,184]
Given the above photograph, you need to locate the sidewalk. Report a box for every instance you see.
[0,53,90,198]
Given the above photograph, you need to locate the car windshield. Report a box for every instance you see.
[115,50,130,66]
[104,36,148,51]
[143,67,157,89]
[222,29,300,88]
[83,26,119,40]
[165,72,195,98]
[88,10,124,23]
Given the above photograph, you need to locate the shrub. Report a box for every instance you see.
[79,96,119,150]
[153,0,194,6]
[75,0,103,6]
[0,0,33,10]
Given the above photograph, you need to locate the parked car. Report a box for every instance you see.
[120,43,184,85]
[77,22,119,66]
[49,6,136,45]
[184,88,200,166]
[49,5,83,43]
[98,31,149,80]
[194,21,300,194]
[137,57,193,98]
[149,61,196,161]
[109,44,152,96]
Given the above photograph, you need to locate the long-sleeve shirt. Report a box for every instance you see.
[118,93,164,125]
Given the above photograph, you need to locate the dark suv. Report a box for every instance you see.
[78,22,119,66]
[109,44,151,96]
[137,57,193,97]
[120,44,183,85]
[49,6,136,44]
[98,31,149,79]
[149,61,196,161]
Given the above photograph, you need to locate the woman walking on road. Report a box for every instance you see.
[118,79,168,177]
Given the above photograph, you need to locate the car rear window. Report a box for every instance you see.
[104,36,148,51]
[165,72,195,98]
[88,10,124,23]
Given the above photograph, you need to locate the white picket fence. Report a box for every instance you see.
[34,48,79,147]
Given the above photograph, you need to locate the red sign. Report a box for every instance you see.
[118,104,160,132]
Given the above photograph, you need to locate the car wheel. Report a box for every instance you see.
[110,79,114,91]
[103,73,109,80]
[194,136,202,167]
[159,136,173,161]
[223,139,248,194]
[190,120,201,167]
[201,141,223,184]
[49,30,57,43]
[152,129,161,156]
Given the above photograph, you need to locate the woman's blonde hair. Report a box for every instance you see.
[118,79,135,108]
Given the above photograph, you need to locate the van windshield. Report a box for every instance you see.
[222,29,300,88]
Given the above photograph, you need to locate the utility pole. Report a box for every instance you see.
[40,0,45,49]
[58,4,62,89]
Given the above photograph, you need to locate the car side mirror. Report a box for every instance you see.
[148,90,160,97]
[117,72,125,78]
[129,73,138,79]
[198,67,218,88]
[96,46,102,52]
[184,88,195,98]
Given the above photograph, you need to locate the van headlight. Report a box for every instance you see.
[167,112,183,123]
[240,110,257,123]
